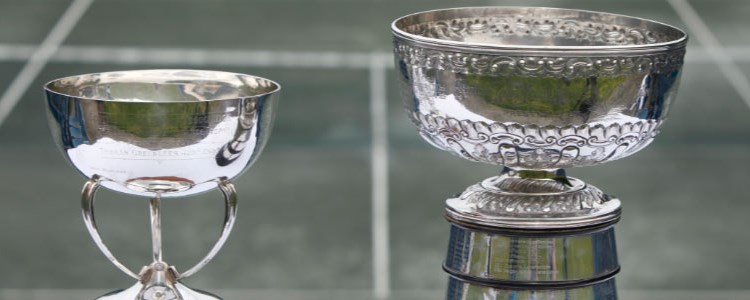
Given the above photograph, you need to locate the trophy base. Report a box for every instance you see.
[95,263,222,300]
[446,168,621,229]
[443,168,621,299]
[97,282,221,300]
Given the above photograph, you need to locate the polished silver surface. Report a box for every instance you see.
[444,223,618,285]
[393,7,686,51]
[447,276,617,300]
[445,168,621,229]
[46,69,280,197]
[82,174,238,300]
[98,280,222,300]
[392,6,686,227]
[393,7,686,170]
[81,176,238,282]
[392,7,686,299]
[46,70,280,300]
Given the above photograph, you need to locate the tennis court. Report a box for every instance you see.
[0,0,748,299]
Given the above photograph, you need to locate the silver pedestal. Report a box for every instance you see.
[445,221,619,289]
[81,177,238,300]
[447,275,617,300]
[442,169,620,300]
[97,265,221,300]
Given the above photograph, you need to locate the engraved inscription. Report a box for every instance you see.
[99,146,223,160]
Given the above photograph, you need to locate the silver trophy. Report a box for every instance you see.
[392,7,686,299]
[45,70,280,300]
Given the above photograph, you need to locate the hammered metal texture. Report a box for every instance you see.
[393,7,687,170]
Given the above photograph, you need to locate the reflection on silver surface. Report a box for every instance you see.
[45,69,279,197]
[444,168,622,229]
[392,5,686,232]
[45,70,280,300]
[393,7,686,170]
[447,276,617,300]
[445,224,618,284]
[392,7,686,299]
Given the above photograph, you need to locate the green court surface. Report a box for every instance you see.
[0,0,748,298]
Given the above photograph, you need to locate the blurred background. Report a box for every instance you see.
[0,0,748,299]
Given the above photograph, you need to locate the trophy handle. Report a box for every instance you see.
[178,178,237,279]
[81,175,239,280]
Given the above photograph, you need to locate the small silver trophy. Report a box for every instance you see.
[392,7,686,299]
[45,70,280,300]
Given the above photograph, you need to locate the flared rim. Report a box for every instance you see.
[44,69,281,103]
[392,6,688,52]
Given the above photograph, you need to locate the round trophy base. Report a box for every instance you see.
[446,168,621,229]
[97,282,221,300]
[443,169,620,298]
[96,262,222,300]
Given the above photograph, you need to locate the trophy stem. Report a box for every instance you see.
[81,176,239,300]
[149,195,163,264]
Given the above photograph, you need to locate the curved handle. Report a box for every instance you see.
[81,176,239,280]
[81,175,141,279]
[177,178,237,279]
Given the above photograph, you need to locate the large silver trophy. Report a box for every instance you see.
[392,7,686,299]
[45,70,280,300]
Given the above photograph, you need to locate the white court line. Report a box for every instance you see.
[0,0,94,127]
[0,44,389,69]
[0,44,37,62]
[4,43,750,67]
[369,53,390,299]
[53,46,379,69]
[668,0,750,111]
[686,47,750,63]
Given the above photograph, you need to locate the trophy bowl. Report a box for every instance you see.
[45,69,280,300]
[394,7,686,169]
[46,69,279,197]
[392,7,686,298]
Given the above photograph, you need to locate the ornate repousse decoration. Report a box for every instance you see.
[414,112,662,169]
[394,41,686,78]
[402,16,676,46]
[454,176,612,215]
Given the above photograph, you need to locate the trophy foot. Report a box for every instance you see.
[97,263,221,300]
[444,168,620,299]
[446,167,621,229]
[97,283,221,300]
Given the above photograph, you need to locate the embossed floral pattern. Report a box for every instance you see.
[414,112,661,169]
[454,177,611,215]
[394,41,685,78]
[402,15,679,46]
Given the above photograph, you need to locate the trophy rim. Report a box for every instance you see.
[43,69,282,103]
[391,6,688,53]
